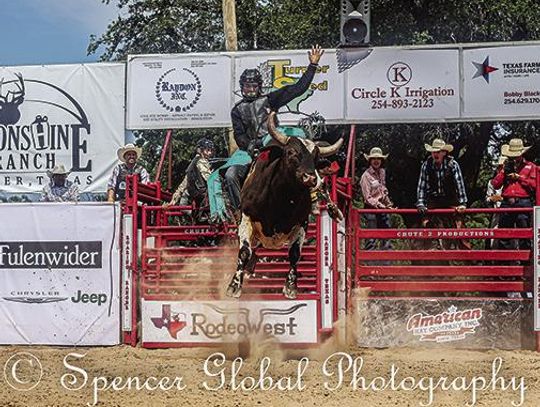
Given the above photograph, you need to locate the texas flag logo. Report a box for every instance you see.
[472,56,499,83]
[150,304,187,339]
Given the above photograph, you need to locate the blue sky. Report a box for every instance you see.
[0,0,119,66]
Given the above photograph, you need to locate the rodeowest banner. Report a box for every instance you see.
[0,63,124,193]
[0,203,121,345]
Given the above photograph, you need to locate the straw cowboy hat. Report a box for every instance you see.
[46,164,70,178]
[501,138,531,157]
[117,143,142,162]
[424,138,454,153]
[364,147,388,161]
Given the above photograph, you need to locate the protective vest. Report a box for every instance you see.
[115,164,146,200]
[235,95,272,140]
[426,157,459,206]
[186,156,207,204]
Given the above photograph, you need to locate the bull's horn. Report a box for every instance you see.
[267,111,289,145]
[319,138,344,157]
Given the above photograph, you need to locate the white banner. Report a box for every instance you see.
[463,45,540,119]
[0,203,121,345]
[535,206,540,331]
[0,63,124,193]
[320,211,334,330]
[126,54,233,129]
[345,48,460,122]
[142,300,318,344]
[234,50,345,124]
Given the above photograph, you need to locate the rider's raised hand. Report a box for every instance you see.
[308,44,324,65]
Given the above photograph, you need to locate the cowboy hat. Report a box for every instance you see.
[425,138,454,153]
[501,138,531,157]
[117,143,142,162]
[363,147,388,160]
[46,164,70,178]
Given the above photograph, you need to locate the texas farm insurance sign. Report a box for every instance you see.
[0,63,124,193]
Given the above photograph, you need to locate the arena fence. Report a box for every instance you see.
[121,175,347,347]
[121,169,538,350]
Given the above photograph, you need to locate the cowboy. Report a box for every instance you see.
[107,143,150,202]
[165,138,215,208]
[485,156,509,250]
[41,164,79,202]
[491,138,537,250]
[416,138,469,250]
[360,147,394,250]
[224,45,325,212]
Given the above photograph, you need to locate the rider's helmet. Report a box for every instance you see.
[239,69,263,100]
[196,138,215,153]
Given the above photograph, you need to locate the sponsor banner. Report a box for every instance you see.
[0,63,124,192]
[535,207,540,331]
[234,50,345,124]
[320,210,334,329]
[122,214,133,332]
[345,48,460,122]
[355,298,534,349]
[142,300,318,344]
[463,46,540,119]
[0,203,120,345]
[126,54,232,129]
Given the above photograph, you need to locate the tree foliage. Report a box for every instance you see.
[90,0,540,206]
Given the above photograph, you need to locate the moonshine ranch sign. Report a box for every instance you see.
[0,63,124,193]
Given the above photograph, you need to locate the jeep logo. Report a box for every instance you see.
[71,290,107,306]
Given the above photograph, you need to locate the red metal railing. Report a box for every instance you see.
[353,207,534,296]
[140,204,321,300]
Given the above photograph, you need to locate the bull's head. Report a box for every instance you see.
[0,73,25,125]
[267,111,343,188]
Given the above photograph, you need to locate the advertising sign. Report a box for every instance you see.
[127,54,233,129]
[535,206,540,331]
[463,45,540,119]
[0,203,121,345]
[345,48,460,122]
[142,300,318,344]
[0,63,124,192]
[234,50,345,124]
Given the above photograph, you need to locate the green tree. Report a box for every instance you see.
[90,0,540,204]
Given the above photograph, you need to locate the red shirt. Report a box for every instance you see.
[492,158,537,198]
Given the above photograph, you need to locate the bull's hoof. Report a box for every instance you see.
[226,274,243,298]
[282,282,298,299]
[226,284,242,298]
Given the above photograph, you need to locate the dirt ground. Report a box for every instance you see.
[0,343,538,407]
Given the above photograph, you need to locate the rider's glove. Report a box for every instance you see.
[417,205,428,215]
[247,138,264,158]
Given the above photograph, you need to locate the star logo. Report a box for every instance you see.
[472,56,499,83]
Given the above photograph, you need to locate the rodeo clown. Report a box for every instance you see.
[107,143,150,202]
[223,44,325,215]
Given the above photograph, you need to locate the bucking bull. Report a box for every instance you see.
[226,112,343,299]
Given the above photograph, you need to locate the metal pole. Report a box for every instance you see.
[155,129,172,183]
[222,0,239,155]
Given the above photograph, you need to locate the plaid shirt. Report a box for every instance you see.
[41,180,79,202]
[417,157,467,207]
